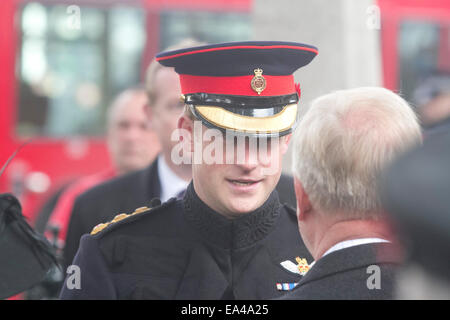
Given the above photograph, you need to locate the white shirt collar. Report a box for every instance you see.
[157,155,189,202]
[309,238,390,269]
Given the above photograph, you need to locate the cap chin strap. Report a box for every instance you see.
[184,92,299,109]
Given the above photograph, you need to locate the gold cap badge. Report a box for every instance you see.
[251,68,266,95]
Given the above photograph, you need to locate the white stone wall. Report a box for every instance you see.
[252,0,382,173]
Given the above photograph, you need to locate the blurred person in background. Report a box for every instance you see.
[26,87,159,299]
[380,130,450,300]
[45,87,159,247]
[61,40,199,271]
[282,87,422,300]
[413,72,450,137]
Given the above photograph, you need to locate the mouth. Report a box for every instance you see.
[226,178,263,192]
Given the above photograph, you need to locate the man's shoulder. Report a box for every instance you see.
[284,262,398,300]
[88,198,182,241]
[76,166,152,204]
[281,243,399,300]
[72,197,190,291]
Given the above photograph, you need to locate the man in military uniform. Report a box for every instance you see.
[62,41,298,270]
[59,41,318,299]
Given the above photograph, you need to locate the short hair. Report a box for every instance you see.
[145,39,205,106]
[292,87,422,219]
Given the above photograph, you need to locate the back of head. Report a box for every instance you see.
[292,87,422,219]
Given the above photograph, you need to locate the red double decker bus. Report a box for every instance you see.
[0,0,252,222]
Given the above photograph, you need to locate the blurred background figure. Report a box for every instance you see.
[43,87,159,247]
[413,72,450,136]
[26,87,159,299]
[282,87,422,300]
[380,130,450,300]
[107,88,160,176]
[61,40,197,273]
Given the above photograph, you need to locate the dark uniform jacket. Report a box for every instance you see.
[63,159,160,269]
[63,158,297,269]
[59,183,310,299]
[280,243,399,300]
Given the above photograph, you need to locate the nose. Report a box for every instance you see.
[235,138,259,171]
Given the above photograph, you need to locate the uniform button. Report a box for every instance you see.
[112,213,128,222]
[91,223,109,235]
[133,206,150,214]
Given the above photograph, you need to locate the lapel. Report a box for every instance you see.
[297,243,399,286]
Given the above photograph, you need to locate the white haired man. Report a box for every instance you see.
[282,87,422,299]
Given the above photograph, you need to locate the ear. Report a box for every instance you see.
[280,133,292,155]
[178,114,193,132]
[178,114,194,151]
[294,177,312,221]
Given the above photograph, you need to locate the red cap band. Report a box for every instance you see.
[180,74,295,96]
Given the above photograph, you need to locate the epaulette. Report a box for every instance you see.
[90,198,176,237]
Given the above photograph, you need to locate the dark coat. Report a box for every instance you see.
[63,160,161,269]
[280,243,400,300]
[59,184,309,300]
[63,158,297,269]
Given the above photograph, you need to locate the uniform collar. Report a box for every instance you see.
[322,238,390,258]
[309,238,391,269]
[183,182,281,249]
[297,243,400,287]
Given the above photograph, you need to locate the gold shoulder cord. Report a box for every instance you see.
[90,206,151,235]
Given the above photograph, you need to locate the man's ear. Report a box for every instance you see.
[280,133,292,155]
[294,177,312,221]
[178,114,194,150]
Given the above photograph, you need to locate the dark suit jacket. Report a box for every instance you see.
[280,243,400,300]
[63,158,297,269]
